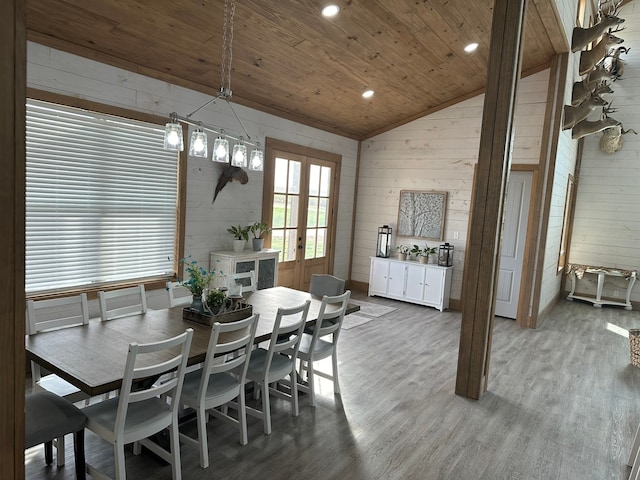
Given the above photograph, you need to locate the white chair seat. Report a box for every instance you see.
[297,334,334,361]
[181,370,241,407]
[84,396,171,443]
[247,349,296,382]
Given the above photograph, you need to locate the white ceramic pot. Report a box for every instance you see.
[232,239,245,252]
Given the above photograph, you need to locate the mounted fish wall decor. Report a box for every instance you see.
[213,165,249,203]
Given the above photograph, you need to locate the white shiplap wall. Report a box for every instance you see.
[26,42,358,308]
[568,1,640,302]
[353,70,551,302]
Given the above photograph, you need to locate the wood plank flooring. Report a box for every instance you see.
[25,293,640,479]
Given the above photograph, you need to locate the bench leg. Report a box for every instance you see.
[44,440,53,465]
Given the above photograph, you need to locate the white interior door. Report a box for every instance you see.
[495,171,532,319]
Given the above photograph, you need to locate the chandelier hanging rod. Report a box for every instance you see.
[169,110,259,148]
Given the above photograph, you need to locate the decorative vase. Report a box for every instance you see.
[252,238,264,251]
[190,294,205,313]
[396,253,407,261]
[419,255,429,264]
[232,239,245,252]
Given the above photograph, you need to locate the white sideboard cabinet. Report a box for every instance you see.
[210,249,280,290]
[368,256,452,311]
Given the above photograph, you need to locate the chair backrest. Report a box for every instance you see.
[309,274,345,298]
[197,313,259,398]
[98,284,148,321]
[309,290,351,353]
[230,271,256,294]
[262,300,311,374]
[26,293,89,335]
[166,281,192,308]
[114,328,193,435]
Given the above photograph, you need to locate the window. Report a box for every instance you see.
[25,98,181,294]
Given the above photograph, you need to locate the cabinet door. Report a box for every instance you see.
[257,258,276,289]
[387,262,406,297]
[370,259,390,294]
[423,267,444,305]
[405,264,426,301]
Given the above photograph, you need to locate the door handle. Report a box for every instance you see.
[298,245,303,249]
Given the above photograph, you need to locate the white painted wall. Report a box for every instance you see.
[26,42,358,308]
[568,1,640,302]
[353,70,551,302]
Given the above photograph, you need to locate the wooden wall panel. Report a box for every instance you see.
[1,0,25,477]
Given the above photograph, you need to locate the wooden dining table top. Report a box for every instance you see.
[25,286,358,396]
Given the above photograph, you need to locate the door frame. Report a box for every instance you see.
[262,137,342,288]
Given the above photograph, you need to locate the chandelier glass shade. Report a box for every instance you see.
[188,127,208,157]
[163,118,183,151]
[231,139,248,167]
[249,146,264,171]
[213,134,230,163]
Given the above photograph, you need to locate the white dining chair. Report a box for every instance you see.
[295,290,351,406]
[83,328,193,480]
[166,281,193,308]
[26,293,91,467]
[98,284,148,321]
[246,300,310,435]
[230,270,256,294]
[178,314,259,468]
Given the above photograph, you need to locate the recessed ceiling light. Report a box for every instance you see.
[362,89,374,99]
[464,42,479,53]
[322,5,340,17]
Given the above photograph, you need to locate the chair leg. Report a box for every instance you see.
[73,429,87,480]
[169,418,183,480]
[291,369,299,417]
[261,382,272,435]
[306,361,316,407]
[55,434,65,466]
[332,351,341,395]
[238,389,248,446]
[197,406,209,468]
[44,441,53,465]
[114,441,127,480]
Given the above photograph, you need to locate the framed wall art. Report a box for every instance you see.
[397,190,447,240]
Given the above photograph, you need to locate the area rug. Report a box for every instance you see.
[349,299,398,318]
[341,314,374,330]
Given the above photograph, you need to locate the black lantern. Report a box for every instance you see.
[438,243,454,267]
[376,225,392,258]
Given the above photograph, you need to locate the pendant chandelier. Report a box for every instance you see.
[163,0,263,171]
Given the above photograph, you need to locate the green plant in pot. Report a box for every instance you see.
[396,244,410,261]
[205,288,227,315]
[180,258,216,312]
[227,224,250,252]
[411,243,437,264]
[250,221,272,251]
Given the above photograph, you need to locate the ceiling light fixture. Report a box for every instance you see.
[163,0,263,171]
[322,5,340,17]
[464,42,479,53]
[362,89,375,99]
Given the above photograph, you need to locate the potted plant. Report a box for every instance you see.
[227,224,250,252]
[180,258,216,312]
[204,288,227,315]
[411,243,437,264]
[395,244,410,261]
[249,221,272,251]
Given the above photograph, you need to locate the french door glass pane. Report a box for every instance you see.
[309,164,320,196]
[286,196,299,228]
[272,194,286,228]
[317,228,327,256]
[320,166,331,196]
[272,229,284,260]
[307,197,318,227]
[284,228,298,261]
[274,158,288,193]
[318,198,328,227]
[305,229,316,259]
[288,161,301,194]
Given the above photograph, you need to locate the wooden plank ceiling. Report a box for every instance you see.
[26,0,568,140]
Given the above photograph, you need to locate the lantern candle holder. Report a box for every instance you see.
[438,242,454,267]
[376,225,392,258]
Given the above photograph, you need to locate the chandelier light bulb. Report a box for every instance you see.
[212,134,230,163]
[249,146,264,171]
[188,128,208,157]
[231,139,248,168]
[163,121,183,151]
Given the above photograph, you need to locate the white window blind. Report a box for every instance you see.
[26,99,179,293]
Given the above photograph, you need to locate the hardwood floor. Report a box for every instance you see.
[26,292,640,479]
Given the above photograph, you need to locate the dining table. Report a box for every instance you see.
[25,286,359,397]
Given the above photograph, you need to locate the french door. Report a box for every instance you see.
[262,138,341,292]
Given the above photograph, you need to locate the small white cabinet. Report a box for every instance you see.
[210,249,280,290]
[368,256,452,311]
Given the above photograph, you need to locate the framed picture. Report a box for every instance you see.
[397,190,447,240]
